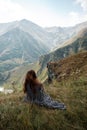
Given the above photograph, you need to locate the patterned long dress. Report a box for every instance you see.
[23,84,66,109]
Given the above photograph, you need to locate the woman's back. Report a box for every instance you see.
[25,83,44,104]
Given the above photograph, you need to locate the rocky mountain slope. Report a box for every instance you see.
[39,28,87,72]
[0,27,49,63]
[0,19,52,82]
[46,21,87,48]
[0,27,49,83]
[0,19,52,48]
[0,19,52,64]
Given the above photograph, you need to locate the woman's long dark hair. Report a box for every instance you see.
[23,70,41,94]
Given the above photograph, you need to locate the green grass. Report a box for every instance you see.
[0,77,87,130]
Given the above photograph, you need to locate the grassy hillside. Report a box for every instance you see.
[0,51,87,130]
[47,51,87,81]
[0,77,87,130]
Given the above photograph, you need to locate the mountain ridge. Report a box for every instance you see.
[39,28,87,73]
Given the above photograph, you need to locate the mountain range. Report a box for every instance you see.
[39,27,87,73]
[45,21,87,49]
[0,19,87,84]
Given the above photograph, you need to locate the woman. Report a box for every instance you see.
[23,70,66,109]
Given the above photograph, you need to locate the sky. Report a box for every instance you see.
[0,0,87,27]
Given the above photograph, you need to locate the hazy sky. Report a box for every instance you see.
[0,0,87,27]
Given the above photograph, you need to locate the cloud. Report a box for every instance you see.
[67,0,87,26]
[0,0,27,23]
[0,0,67,27]
[69,12,79,19]
[76,0,87,11]
[69,12,80,24]
[0,0,60,26]
[68,11,87,26]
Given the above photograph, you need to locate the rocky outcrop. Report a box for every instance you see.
[47,51,87,82]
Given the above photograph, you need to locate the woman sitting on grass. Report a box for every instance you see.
[23,70,66,109]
